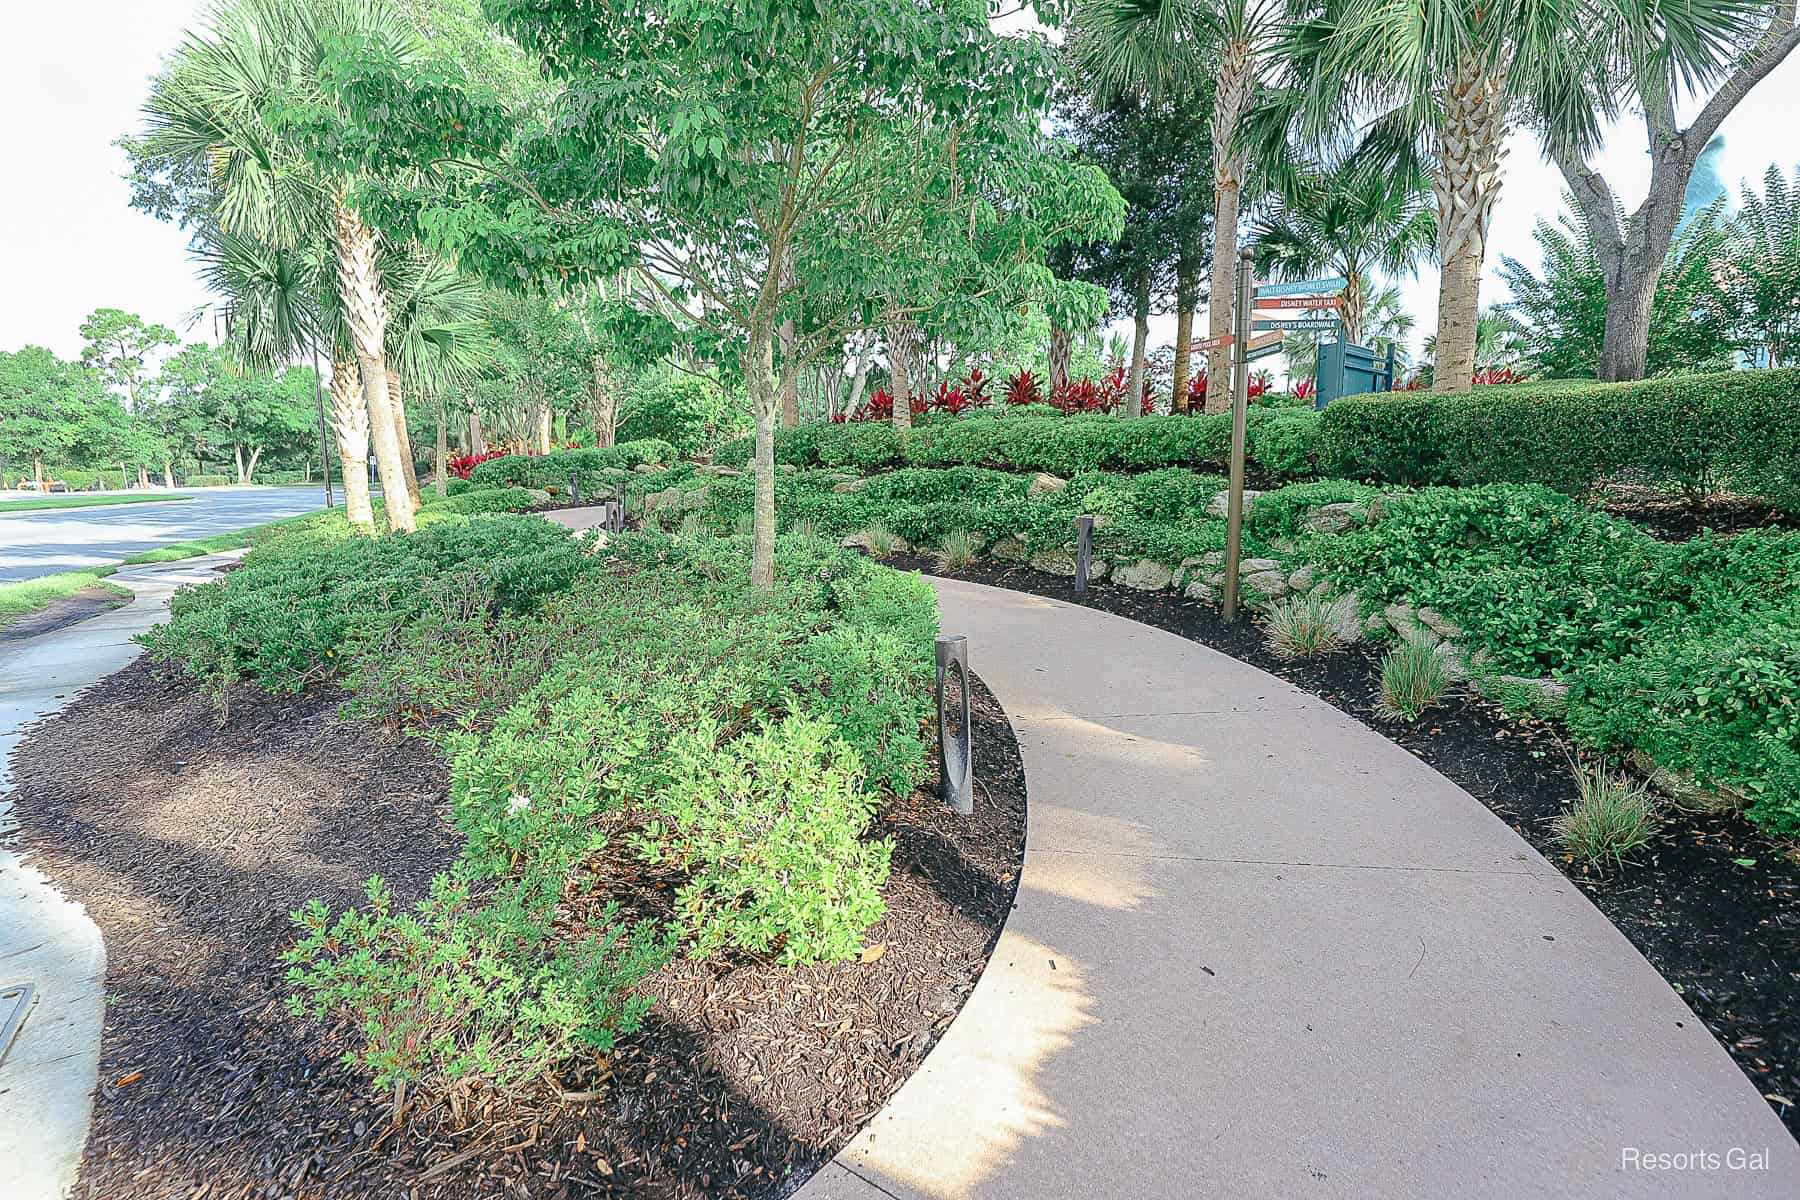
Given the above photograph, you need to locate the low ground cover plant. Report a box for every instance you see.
[468,440,675,496]
[149,508,936,1100]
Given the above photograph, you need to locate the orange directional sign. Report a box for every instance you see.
[1257,295,1342,310]
[1193,333,1234,352]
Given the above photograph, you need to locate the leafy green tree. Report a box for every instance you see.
[1496,201,1736,378]
[0,349,120,487]
[1721,163,1800,367]
[1543,3,1800,380]
[320,0,1099,588]
[158,343,318,483]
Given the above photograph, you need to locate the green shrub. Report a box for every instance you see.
[1320,370,1800,509]
[186,473,231,487]
[784,626,932,795]
[283,873,669,1095]
[639,714,892,965]
[468,440,676,494]
[445,476,473,496]
[58,467,130,490]
[433,486,541,514]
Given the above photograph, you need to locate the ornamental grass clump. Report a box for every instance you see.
[937,528,981,570]
[1263,593,1360,660]
[1375,633,1460,721]
[1553,761,1659,871]
[861,523,905,558]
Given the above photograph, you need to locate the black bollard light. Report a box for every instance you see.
[1074,514,1094,595]
[936,634,973,814]
[569,470,581,505]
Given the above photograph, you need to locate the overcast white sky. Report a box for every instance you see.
[3,2,1798,371]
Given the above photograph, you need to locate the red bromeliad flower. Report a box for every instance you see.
[932,381,974,415]
[1187,370,1207,411]
[446,448,510,479]
[961,366,992,408]
[1472,366,1516,386]
[1293,377,1317,401]
[864,387,895,421]
[1004,369,1042,407]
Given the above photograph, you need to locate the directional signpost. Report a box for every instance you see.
[1254,317,1342,332]
[1193,333,1234,352]
[1253,275,1347,298]
[1258,294,1342,310]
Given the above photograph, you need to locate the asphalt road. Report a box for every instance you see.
[0,488,333,582]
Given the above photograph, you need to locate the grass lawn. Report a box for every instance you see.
[0,493,193,514]
[0,568,131,630]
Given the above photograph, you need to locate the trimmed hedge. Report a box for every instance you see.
[1319,369,1800,509]
[713,409,1322,480]
[468,440,676,494]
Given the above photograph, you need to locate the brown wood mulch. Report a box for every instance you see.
[6,658,1026,1199]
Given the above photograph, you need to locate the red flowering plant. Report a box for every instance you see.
[1293,377,1317,402]
[931,381,974,415]
[447,448,511,480]
[1187,369,1207,411]
[961,367,992,408]
[1472,366,1516,386]
[863,387,895,422]
[1003,369,1042,407]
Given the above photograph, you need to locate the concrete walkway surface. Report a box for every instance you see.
[0,553,243,1200]
[799,578,1799,1200]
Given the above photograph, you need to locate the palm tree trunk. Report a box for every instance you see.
[329,353,375,532]
[162,461,175,488]
[468,411,485,455]
[1341,270,1365,347]
[333,201,416,533]
[383,367,423,507]
[1205,38,1254,415]
[1431,46,1511,394]
[888,315,915,431]
[1127,266,1151,418]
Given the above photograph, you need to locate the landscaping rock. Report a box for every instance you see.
[1286,564,1316,593]
[778,463,798,474]
[1303,502,1369,535]
[1416,606,1465,640]
[1240,557,1283,574]
[1113,559,1174,591]
[1184,579,1220,604]
[1243,570,1290,601]
[989,536,1028,563]
[633,464,661,473]
[831,478,868,494]
[839,530,913,555]
[1029,548,1078,577]
[1027,472,1069,499]
[525,488,553,506]
[1629,751,1748,814]
[1206,488,1262,518]
[1088,559,1110,581]
[1383,601,1438,644]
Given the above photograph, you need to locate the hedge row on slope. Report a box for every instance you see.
[468,440,676,494]
[1318,369,1800,510]
[712,408,1323,480]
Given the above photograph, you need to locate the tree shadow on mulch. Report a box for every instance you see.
[6,656,1027,1198]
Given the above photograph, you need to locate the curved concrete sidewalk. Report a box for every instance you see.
[801,578,1798,1200]
[0,553,244,1200]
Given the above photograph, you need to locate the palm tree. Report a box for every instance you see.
[384,257,497,496]
[1074,0,1287,414]
[192,225,379,530]
[141,0,424,530]
[1286,0,1744,394]
[1250,144,1433,344]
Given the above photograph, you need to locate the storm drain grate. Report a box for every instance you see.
[0,983,37,1070]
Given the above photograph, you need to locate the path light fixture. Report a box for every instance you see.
[569,471,581,505]
[1222,247,1254,623]
[1074,515,1094,596]
[936,634,974,814]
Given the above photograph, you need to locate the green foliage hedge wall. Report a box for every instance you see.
[1319,370,1800,509]
[468,440,676,493]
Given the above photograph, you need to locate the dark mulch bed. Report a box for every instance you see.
[7,658,1026,1198]
[892,551,1800,1138]
[0,585,132,641]
[1599,484,1800,540]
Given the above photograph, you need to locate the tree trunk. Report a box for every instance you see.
[846,334,874,417]
[329,353,375,531]
[435,395,449,498]
[1127,266,1151,418]
[246,446,263,483]
[1205,38,1254,415]
[536,395,552,454]
[384,367,423,507]
[589,355,617,447]
[1172,258,1197,413]
[468,411,485,456]
[1430,46,1511,394]
[33,452,44,490]
[333,201,415,532]
[746,320,779,591]
[162,461,174,488]
[234,444,247,485]
[1047,321,1071,395]
[888,316,915,432]
[779,316,800,427]
[1341,269,1365,347]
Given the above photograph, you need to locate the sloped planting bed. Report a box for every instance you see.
[8,660,1026,1198]
[890,551,1800,1140]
